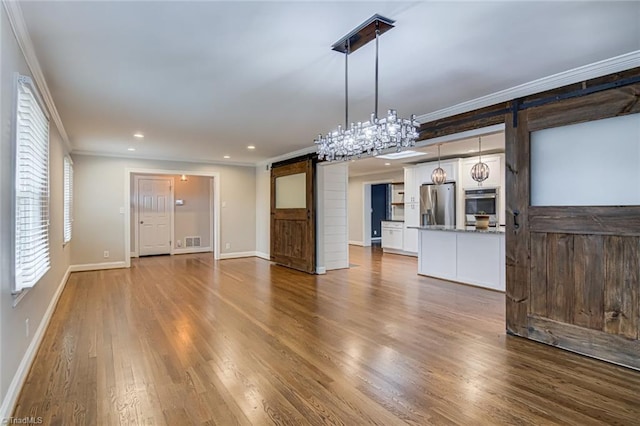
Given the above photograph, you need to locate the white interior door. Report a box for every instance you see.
[138,178,172,256]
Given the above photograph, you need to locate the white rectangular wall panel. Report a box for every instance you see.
[531,113,640,206]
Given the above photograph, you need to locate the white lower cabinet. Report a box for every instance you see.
[381,221,404,251]
[403,227,418,254]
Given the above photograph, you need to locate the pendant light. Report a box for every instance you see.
[470,136,490,185]
[431,144,446,185]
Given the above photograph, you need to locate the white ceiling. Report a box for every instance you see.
[18,1,640,165]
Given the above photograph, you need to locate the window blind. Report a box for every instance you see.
[14,74,50,293]
[63,156,73,243]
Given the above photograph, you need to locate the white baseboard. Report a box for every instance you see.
[219,251,259,260]
[316,266,327,274]
[130,251,138,258]
[0,265,72,420]
[172,247,212,255]
[69,261,127,272]
[349,240,364,246]
[255,251,270,261]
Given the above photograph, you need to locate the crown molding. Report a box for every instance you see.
[416,50,640,124]
[71,149,255,167]
[3,0,71,151]
[256,145,318,168]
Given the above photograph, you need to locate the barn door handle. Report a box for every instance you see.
[307,210,311,219]
[513,210,520,229]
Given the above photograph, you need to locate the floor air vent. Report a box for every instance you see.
[185,236,201,248]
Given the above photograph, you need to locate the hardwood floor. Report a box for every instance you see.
[14,246,640,425]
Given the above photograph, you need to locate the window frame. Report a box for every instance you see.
[12,73,51,297]
[63,156,73,244]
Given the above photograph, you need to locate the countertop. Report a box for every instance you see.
[381,220,405,223]
[408,225,505,234]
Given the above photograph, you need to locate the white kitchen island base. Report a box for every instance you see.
[414,226,505,292]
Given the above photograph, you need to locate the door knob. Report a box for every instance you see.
[140,221,144,224]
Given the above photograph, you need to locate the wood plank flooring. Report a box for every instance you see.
[14,246,640,425]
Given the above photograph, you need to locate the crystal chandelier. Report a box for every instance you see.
[471,136,490,185]
[315,15,419,162]
[431,144,447,185]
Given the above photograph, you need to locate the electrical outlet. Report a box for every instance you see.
[103,250,109,258]
[374,230,378,235]
[177,240,182,248]
[25,318,29,337]
[225,242,230,250]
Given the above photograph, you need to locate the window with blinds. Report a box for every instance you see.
[63,156,73,243]
[14,74,50,293]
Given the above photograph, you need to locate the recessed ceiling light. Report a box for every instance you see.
[133,132,144,138]
[377,150,427,160]
[384,162,391,166]
[223,155,230,159]
[247,145,255,150]
[127,148,136,151]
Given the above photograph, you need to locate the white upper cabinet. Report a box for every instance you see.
[461,154,502,190]
[404,166,418,204]
[413,159,459,187]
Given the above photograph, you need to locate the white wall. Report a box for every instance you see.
[72,154,256,266]
[348,170,404,244]
[317,162,349,271]
[1,6,71,415]
[255,164,270,259]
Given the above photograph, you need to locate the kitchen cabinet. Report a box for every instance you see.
[461,155,502,190]
[403,167,419,204]
[381,221,404,251]
[414,159,459,188]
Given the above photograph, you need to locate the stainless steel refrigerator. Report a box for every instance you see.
[420,182,456,226]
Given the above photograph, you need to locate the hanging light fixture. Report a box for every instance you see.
[314,15,419,161]
[470,136,490,185]
[431,144,447,185]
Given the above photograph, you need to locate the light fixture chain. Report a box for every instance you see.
[374,22,379,119]
[345,39,350,128]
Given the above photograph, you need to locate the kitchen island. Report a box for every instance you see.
[410,225,505,291]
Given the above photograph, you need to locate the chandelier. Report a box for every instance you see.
[315,15,419,161]
[471,136,490,185]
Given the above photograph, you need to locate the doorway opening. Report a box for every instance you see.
[126,169,219,265]
[370,183,390,241]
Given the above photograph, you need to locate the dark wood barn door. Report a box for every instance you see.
[506,83,640,370]
[270,158,316,273]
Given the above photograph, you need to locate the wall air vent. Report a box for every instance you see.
[185,236,201,248]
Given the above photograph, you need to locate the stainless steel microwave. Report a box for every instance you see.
[464,187,498,226]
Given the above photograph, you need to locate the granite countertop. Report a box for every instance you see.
[408,225,505,234]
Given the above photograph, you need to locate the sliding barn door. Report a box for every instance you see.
[506,83,640,370]
[270,158,316,273]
